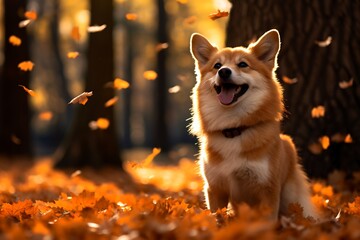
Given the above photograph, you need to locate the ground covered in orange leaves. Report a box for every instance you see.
[1,156,360,239]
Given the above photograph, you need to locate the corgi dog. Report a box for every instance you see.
[189,29,318,219]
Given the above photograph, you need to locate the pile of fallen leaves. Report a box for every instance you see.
[1,154,360,240]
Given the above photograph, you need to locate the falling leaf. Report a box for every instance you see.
[344,134,353,143]
[155,43,169,52]
[19,19,31,28]
[339,78,353,89]
[319,136,330,150]
[125,13,138,21]
[104,96,119,108]
[18,85,36,97]
[315,36,332,47]
[143,70,158,80]
[71,26,81,41]
[88,24,107,33]
[24,11,37,20]
[67,51,79,59]
[308,142,323,155]
[68,91,93,105]
[168,85,181,94]
[11,134,21,145]
[9,35,22,46]
[311,105,325,118]
[209,10,229,21]
[38,111,53,121]
[89,118,110,130]
[113,78,130,90]
[18,61,35,71]
[143,148,161,167]
[282,76,298,84]
[183,16,197,25]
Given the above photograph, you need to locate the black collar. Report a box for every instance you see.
[221,126,248,138]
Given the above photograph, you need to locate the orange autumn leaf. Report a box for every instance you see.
[67,51,79,59]
[9,35,22,46]
[104,96,119,107]
[311,105,325,118]
[68,91,93,105]
[143,148,161,167]
[1,199,36,221]
[282,75,298,84]
[38,111,53,121]
[344,134,353,143]
[71,26,81,41]
[339,78,353,89]
[18,61,35,71]
[18,85,36,97]
[143,70,158,80]
[113,78,130,90]
[24,11,37,20]
[319,136,330,150]
[209,10,229,21]
[125,13,138,21]
[89,118,110,130]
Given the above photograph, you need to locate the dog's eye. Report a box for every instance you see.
[237,62,248,68]
[214,63,222,69]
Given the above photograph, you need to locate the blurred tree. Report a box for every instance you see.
[154,0,170,151]
[226,0,360,178]
[0,0,32,158]
[55,0,123,169]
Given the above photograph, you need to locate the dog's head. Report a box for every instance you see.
[190,30,284,134]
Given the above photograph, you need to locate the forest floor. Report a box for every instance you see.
[1,151,360,239]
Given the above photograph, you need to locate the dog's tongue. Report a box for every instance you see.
[217,86,236,105]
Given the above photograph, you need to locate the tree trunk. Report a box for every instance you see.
[0,0,32,158]
[55,0,122,169]
[154,0,170,151]
[226,0,360,178]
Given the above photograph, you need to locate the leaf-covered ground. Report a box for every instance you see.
[1,154,360,240]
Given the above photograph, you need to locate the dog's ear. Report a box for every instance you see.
[190,33,217,66]
[248,29,280,69]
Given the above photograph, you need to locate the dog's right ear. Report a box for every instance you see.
[190,33,217,66]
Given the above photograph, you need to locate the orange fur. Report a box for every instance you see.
[189,30,318,219]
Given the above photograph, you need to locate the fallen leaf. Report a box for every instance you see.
[315,36,332,47]
[143,70,157,81]
[19,19,31,28]
[319,136,330,150]
[18,85,36,97]
[125,13,138,21]
[339,78,353,89]
[67,51,79,59]
[104,96,119,108]
[38,111,53,121]
[311,105,325,118]
[168,85,181,93]
[88,24,107,33]
[18,61,35,71]
[282,76,298,84]
[209,10,229,21]
[9,35,22,46]
[68,91,93,105]
[25,11,37,20]
[71,26,81,41]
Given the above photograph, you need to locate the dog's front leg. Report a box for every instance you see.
[204,186,229,212]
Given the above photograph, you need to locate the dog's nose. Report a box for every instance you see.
[218,68,232,80]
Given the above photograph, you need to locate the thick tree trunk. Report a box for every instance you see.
[226,0,360,178]
[55,0,122,169]
[0,0,32,158]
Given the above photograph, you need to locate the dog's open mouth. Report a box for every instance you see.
[214,83,249,105]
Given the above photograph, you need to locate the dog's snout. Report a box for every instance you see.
[218,68,232,80]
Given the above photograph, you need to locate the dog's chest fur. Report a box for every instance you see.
[201,135,271,190]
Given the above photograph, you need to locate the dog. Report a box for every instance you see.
[189,29,318,219]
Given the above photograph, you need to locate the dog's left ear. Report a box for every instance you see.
[248,29,280,69]
[190,33,218,67]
